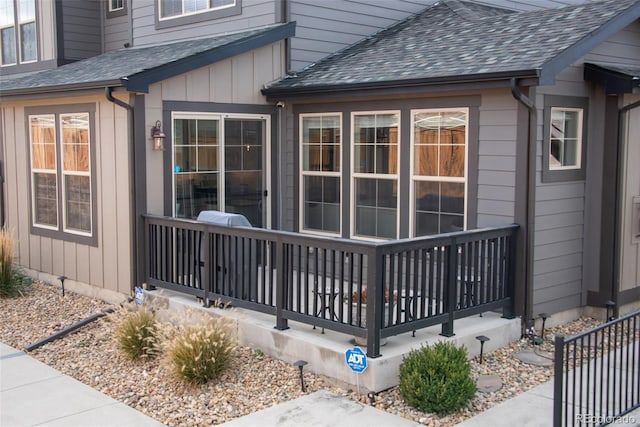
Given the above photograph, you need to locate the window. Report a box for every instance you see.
[300,114,341,235]
[28,105,96,244]
[159,0,236,20]
[172,112,268,227]
[0,0,37,66]
[352,112,399,240]
[542,96,588,182]
[107,0,127,18]
[411,109,467,236]
[109,0,124,12]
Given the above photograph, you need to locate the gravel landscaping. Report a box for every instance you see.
[0,281,604,427]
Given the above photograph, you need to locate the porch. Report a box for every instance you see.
[143,215,520,357]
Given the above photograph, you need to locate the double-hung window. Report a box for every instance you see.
[0,0,37,66]
[411,109,467,236]
[300,114,341,235]
[28,105,95,244]
[159,0,236,20]
[352,112,399,240]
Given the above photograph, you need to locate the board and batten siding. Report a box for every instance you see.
[131,0,277,47]
[144,41,285,215]
[0,96,133,302]
[59,0,102,61]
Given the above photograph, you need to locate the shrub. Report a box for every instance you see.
[0,228,30,298]
[166,316,235,384]
[399,341,476,414]
[112,306,160,360]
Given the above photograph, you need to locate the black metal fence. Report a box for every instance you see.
[145,214,518,357]
[554,310,640,427]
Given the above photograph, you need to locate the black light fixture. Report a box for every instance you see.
[293,360,308,392]
[476,335,490,364]
[150,120,166,151]
[605,300,616,322]
[57,275,67,297]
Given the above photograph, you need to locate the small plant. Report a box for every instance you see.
[112,305,160,360]
[350,287,390,304]
[399,341,476,414]
[166,316,235,384]
[0,228,30,298]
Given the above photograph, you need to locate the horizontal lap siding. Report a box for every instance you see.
[104,12,130,52]
[476,90,518,227]
[0,97,132,297]
[60,1,101,61]
[132,0,276,47]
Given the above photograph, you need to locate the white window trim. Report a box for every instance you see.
[409,108,469,237]
[548,106,583,171]
[60,113,92,236]
[171,111,271,228]
[350,110,400,241]
[109,0,125,12]
[158,0,236,21]
[299,112,342,237]
[29,114,58,231]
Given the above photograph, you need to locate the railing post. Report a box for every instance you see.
[366,246,383,358]
[503,230,517,319]
[202,227,210,307]
[553,334,565,427]
[275,237,289,330]
[441,238,457,337]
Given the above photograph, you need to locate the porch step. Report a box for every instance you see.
[145,289,521,392]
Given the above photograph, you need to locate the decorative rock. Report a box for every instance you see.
[476,374,502,393]
[513,350,554,366]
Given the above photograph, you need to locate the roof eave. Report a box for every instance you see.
[125,21,296,93]
[0,79,123,98]
[262,69,540,99]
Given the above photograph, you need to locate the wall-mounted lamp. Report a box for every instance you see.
[150,120,166,151]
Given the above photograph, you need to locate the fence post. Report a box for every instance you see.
[553,334,565,427]
[503,229,517,319]
[366,246,383,358]
[275,237,289,330]
[441,238,457,337]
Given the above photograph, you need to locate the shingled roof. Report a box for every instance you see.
[263,0,640,97]
[0,22,295,96]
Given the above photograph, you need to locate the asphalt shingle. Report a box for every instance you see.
[264,0,639,93]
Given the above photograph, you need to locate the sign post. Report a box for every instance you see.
[345,346,367,394]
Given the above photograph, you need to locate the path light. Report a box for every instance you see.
[476,335,490,364]
[57,275,67,297]
[293,360,308,392]
[538,313,550,341]
[605,300,616,322]
[367,391,376,406]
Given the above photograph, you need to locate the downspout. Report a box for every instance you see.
[611,98,640,317]
[276,101,285,229]
[511,78,536,334]
[105,87,138,291]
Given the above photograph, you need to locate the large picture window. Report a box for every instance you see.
[300,114,341,235]
[1,0,37,66]
[28,106,95,244]
[352,112,399,240]
[411,109,467,236]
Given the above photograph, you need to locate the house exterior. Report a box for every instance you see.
[1,0,639,336]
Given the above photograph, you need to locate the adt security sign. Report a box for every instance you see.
[345,347,367,374]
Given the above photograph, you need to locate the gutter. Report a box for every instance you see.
[510,77,537,334]
[0,80,122,98]
[105,87,139,292]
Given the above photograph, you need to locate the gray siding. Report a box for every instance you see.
[60,0,102,61]
[131,0,277,47]
[103,3,130,52]
[288,0,425,71]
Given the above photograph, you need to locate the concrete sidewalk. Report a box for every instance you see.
[0,343,164,427]
[3,339,640,427]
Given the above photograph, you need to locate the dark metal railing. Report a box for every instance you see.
[145,214,518,357]
[554,310,640,427]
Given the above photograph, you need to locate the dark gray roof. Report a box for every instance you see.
[263,0,640,97]
[0,22,295,96]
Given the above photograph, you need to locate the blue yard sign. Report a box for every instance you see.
[345,347,367,374]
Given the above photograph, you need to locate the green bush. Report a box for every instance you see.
[399,341,476,414]
[113,306,160,360]
[166,316,235,384]
[0,228,30,298]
